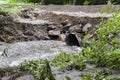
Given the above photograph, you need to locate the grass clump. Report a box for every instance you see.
[20,59,55,80]
[51,53,86,71]
[81,72,120,80]
[81,72,108,80]
[0,4,23,14]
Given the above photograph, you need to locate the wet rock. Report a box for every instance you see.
[62,23,72,33]
[6,36,16,43]
[76,33,84,39]
[89,31,98,40]
[1,76,10,80]
[58,34,66,42]
[69,25,83,33]
[47,25,56,31]
[66,33,82,46]
[61,20,69,26]
[82,23,92,32]
[0,42,4,45]
[48,30,61,39]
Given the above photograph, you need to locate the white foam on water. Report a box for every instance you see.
[0,40,82,68]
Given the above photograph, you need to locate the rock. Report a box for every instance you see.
[48,30,61,36]
[48,30,61,39]
[76,33,84,39]
[89,31,98,40]
[0,42,4,45]
[82,23,92,32]
[6,36,16,43]
[1,76,11,80]
[61,20,69,26]
[66,33,82,46]
[69,24,82,33]
[58,34,66,42]
[62,23,72,33]
[47,25,56,31]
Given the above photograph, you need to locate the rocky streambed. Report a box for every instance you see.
[1,7,118,80]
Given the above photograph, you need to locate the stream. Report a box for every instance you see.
[0,40,82,68]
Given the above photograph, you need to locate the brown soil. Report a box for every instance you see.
[0,8,108,43]
[0,11,49,43]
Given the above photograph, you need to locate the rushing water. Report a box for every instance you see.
[0,40,82,68]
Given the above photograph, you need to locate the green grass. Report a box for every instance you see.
[0,0,37,5]
[51,53,86,71]
[83,12,120,70]
[0,4,23,14]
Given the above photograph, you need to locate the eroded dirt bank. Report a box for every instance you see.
[0,8,109,44]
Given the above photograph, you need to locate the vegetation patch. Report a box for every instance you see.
[20,59,55,80]
[51,53,86,71]
[81,72,107,80]
[0,4,23,14]
[82,12,120,70]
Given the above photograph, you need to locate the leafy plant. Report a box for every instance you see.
[81,72,108,80]
[0,4,23,14]
[51,53,86,71]
[20,59,55,80]
[83,0,90,5]
[82,12,120,70]
[65,76,71,80]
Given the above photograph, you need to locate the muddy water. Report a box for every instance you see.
[0,40,82,68]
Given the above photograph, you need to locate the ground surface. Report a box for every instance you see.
[0,4,120,80]
[22,5,120,12]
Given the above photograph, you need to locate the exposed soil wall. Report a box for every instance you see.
[0,9,108,44]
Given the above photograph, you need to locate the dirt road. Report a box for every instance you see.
[0,3,120,12]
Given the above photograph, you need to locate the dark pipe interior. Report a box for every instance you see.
[66,34,81,46]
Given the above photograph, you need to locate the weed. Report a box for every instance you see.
[20,59,55,80]
[51,53,86,71]
[82,12,120,70]
[0,4,23,14]
[81,72,108,80]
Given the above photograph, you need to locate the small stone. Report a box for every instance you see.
[47,25,56,31]
[48,30,61,37]
[82,23,92,32]
[6,36,16,43]
[62,23,72,33]
[69,25,82,33]
[58,34,66,42]
[0,42,4,45]
[61,20,69,26]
